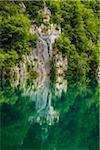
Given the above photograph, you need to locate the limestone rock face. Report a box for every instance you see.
[29,8,61,76]
[55,52,68,76]
[10,7,67,80]
[28,7,67,77]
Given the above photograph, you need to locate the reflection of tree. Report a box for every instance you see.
[35,95,59,126]
[4,75,67,126]
[0,76,67,149]
[0,78,98,150]
[28,77,60,126]
[0,96,35,149]
[23,80,99,150]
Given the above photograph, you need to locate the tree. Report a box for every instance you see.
[0,2,37,68]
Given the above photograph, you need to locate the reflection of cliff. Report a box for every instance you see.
[1,79,98,150]
[0,76,67,148]
[28,76,67,126]
[34,78,60,126]
[9,74,67,126]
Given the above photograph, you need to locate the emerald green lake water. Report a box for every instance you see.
[0,77,99,150]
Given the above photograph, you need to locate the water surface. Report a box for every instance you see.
[0,77,99,150]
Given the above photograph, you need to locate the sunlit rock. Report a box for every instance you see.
[9,7,67,80]
[42,6,51,23]
[55,52,68,76]
[29,7,61,76]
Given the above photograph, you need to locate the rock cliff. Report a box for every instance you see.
[10,7,67,81]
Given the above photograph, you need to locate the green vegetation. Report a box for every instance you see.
[0,0,99,80]
[0,2,37,68]
[50,57,56,82]
[47,0,99,80]
[0,1,99,149]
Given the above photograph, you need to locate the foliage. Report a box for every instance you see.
[24,1,44,26]
[0,2,37,68]
[0,0,99,79]
[50,57,56,82]
[46,0,99,79]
